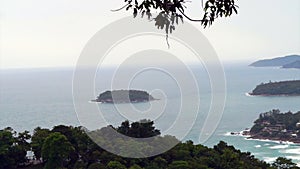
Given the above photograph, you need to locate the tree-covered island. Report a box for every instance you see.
[92,90,156,103]
[248,110,300,144]
[249,80,300,96]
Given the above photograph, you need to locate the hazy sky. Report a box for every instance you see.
[0,0,299,69]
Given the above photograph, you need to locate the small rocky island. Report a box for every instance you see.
[249,80,300,96]
[247,109,300,143]
[92,90,156,103]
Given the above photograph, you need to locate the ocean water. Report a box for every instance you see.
[1,63,300,165]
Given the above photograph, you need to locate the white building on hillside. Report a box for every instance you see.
[296,122,300,128]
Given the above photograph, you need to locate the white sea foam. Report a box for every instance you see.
[224,132,232,136]
[246,138,280,143]
[245,93,254,97]
[282,141,295,145]
[255,145,261,148]
[269,145,289,149]
[286,155,300,160]
[251,152,261,156]
[282,148,300,155]
[263,157,277,163]
[246,138,295,145]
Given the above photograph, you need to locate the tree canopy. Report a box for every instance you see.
[0,120,299,169]
[117,119,161,138]
[42,132,75,169]
[0,127,31,169]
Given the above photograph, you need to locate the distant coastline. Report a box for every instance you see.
[249,55,300,69]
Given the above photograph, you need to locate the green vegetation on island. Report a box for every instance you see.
[250,80,300,96]
[249,109,300,143]
[1,120,298,169]
[92,90,156,103]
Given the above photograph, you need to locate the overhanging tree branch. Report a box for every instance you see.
[178,9,203,22]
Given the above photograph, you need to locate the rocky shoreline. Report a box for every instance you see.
[248,93,300,97]
[248,135,300,144]
[229,129,300,144]
[230,110,300,145]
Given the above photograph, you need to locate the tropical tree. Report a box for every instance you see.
[31,127,51,161]
[42,132,75,169]
[0,128,16,169]
[272,157,298,169]
[12,130,31,165]
[129,164,143,169]
[87,162,106,169]
[107,161,127,169]
[168,160,191,169]
[117,119,160,138]
[0,127,31,169]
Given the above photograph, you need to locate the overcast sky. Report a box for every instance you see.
[0,0,299,69]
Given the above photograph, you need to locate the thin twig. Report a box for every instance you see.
[111,4,130,12]
[178,9,203,22]
[166,34,170,49]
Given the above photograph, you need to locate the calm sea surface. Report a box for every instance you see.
[1,63,300,165]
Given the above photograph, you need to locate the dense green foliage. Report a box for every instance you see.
[250,109,300,142]
[95,90,155,103]
[88,120,177,158]
[31,127,51,161]
[250,80,300,96]
[42,132,75,169]
[0,127,31,169]
[117,120,161,138]
[0,120,299,169]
